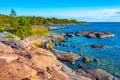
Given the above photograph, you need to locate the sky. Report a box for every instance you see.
[0,0,120,22]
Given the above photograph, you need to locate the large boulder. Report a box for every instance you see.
[62,63,92,80]
[75,30,92,36]
[97,32,115,38]
[52,50,80,62]
[87,69,114,80]
[86,33,97,38]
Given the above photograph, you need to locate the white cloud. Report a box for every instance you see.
[63,9,120,22]
[2,8,120,22]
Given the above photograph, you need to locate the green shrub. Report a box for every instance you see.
[32,40,42,47]
[0,20,5,32]
[32,27,49,36]
[10,17,32,39]
[5,33,15,38]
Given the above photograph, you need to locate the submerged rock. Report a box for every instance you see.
[93,58,99,62]
[66,33,75,37]
[91,44,105,48]
[82,57,92,63]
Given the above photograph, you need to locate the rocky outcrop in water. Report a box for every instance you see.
[91,44,105,48]
[46,26,65,30]
[51,50,81,62]
[65,30,115,38]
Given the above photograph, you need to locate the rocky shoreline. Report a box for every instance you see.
[0,32,119,80]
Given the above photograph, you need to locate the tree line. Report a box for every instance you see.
[0,9,86,39]
[0,9,85,25]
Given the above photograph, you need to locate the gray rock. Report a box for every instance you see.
[52,50,80,62]
[87,69,114,80]
[74,30,115,38]
[86,33,97,38]
[76,70,96,80]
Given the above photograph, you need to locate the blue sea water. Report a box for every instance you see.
[50,22,120,78]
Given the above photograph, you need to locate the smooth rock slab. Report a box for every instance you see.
[0,53,19,62]
[87,69,114,80]
[0,42,13,53]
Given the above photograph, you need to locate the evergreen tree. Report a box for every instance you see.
[10,9,16,17]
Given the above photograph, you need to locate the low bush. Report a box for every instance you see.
[5,33,15,38]
[32,40,42,47]
[32,27,49,36]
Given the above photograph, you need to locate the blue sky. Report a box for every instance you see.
[0,0,120,22]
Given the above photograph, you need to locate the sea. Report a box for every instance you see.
[50,22,120,78]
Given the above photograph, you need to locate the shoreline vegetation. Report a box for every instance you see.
[0,9,119,80]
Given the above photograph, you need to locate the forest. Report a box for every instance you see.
[0,9,85,39]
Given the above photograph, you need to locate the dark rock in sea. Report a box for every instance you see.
[68,50,72,53]
[91,44,105,48]
[87,69,114,80]
[93,58,99,62]
[82,57,92,63]
[79,53,84,56]
[62,44,65,47]
[65,45,68,47]
[72,45,76,48]
[59,43,62,46]
[65,33,75,37]
[55,43,59,46]
[78,48,81,50]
